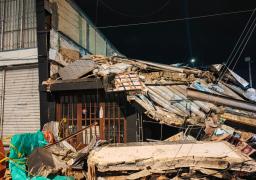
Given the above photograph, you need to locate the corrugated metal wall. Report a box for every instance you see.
[88,25,107,55]
[56,0,87,49]
[1,66,40,139]
[52,0,118,56]
[0,0,37,51]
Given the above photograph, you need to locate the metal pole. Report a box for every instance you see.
[0,68,6,139]
[0,19,3,51]
[0,1,6,51]
[245,57,253,87]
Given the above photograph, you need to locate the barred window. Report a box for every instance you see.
[0,0,37,51]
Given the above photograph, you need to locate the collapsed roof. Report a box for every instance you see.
[44,52,256,130]
[40,51,256,178]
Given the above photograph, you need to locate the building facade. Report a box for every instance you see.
[0,0,120,143]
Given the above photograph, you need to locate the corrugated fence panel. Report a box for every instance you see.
[57,0,80,46]
[0,0,37,51]
[79,18,87,48]
[55,0,108,55]
[23,0,37,49]
[88,25,96,54]
[96,32,106,56]
[2,67,40,138]
[88,25,107,55]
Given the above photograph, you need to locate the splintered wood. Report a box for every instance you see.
[107,73,142,92]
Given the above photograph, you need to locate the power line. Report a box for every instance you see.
[231,18,256,71]
[217,8,256,82]
[97,8,255,29]
[100,0,170,18]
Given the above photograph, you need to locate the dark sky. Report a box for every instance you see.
[74,0,256,86]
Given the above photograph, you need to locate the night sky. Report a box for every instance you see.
[74,0,256,86]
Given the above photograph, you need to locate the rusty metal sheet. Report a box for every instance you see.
[59,60,96,80]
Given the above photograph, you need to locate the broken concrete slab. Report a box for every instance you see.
[87,141,256,179]
[59,60,96,80]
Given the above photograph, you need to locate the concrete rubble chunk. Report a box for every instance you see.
[87,141,256,179]
[59,60,97,80]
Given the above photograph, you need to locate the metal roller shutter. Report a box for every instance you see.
[2,66,40,140]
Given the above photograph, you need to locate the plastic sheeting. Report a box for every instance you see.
[9,131,47,179]
[8,130,75,179]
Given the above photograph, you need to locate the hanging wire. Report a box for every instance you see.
[97,8,255,29]
[94,0,100,54]
[230,18,256,71]
[100,0,170,18]
[217,8,256,82]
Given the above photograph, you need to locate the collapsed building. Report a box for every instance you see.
[1,0,256,179]
[40,47,255,162]
[36,51,256,179]
[43,54,256,136]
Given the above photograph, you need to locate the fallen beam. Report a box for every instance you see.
[221,113,256,128]
[187,88,256,112]
[133,59,202,74]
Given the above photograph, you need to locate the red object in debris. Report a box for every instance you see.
[241,144,254,155]
[0,140,6,179]
[43,131,55,144]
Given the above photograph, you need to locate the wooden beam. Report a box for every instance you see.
[77,103,82,143]
[187,88,256,112]
[43,78,104,92]
[221,113,256,127]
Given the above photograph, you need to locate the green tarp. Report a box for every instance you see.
[8,130,74,180]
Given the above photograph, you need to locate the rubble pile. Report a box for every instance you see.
[87,141,256,179]
[4,52,256,179]
[46,54,256,127]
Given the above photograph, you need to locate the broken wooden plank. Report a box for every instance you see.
[187,88,256,112]
[59,48,80,61]
[221,113,256,127]
[126,169,152,180]
[106,73,142,92]
[133,95,185,126]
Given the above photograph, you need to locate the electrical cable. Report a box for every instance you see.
[230,18,256,71]
[94,0,100,54]
[217,8,256,82]
[97,8,255,29]
[100,0,170,18]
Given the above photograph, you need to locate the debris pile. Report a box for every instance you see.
[87,141,256,179]
[46,54,256,128]
[3,122,102,180]
[6,53,256,179]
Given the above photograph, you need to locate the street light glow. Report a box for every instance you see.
[190,58,196,63]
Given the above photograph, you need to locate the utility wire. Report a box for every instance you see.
[97,8,255,29]
[100,0,170,18]
[217,8,256,81]
[231,18,256,71]
[217,8,256,82]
